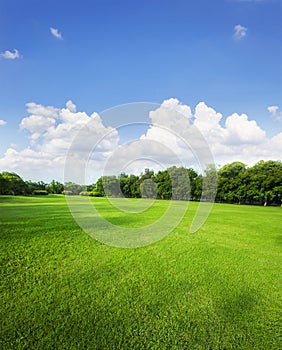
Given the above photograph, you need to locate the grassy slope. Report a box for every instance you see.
[0,195,281,349]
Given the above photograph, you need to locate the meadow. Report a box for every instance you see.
[0,195,281,349]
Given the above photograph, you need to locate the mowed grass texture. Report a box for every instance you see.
[0,195,281,349]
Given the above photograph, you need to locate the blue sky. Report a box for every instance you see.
[0,0,281,182]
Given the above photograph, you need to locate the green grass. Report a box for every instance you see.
[0,195,281,349]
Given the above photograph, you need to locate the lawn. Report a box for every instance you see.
[0,195,281,349]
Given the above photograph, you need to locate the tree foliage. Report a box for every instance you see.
[217,160,282,205]
[0,172,27,195]
[0,160,281,206]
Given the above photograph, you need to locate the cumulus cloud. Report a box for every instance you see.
[139,100,281,170]
[26,102,59,118]
[0,119,7,126]
[0,49,21,59]
[0,101,119,181]
[20,103,59,144]
[224,113,265,144]
[194,102,224,143]
[268,105,282,121]
[233,24,247,40]
[0,99,281,182]
[50,27,63,40]
[66,100,77,113]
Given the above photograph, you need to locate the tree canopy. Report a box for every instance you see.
[0,160,281,206]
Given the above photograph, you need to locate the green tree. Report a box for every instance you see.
[242,160,282,206]
[194,174,203,201]
[202,165,218,202]
[118,173,140,198]
[140,169,155,181]
[25,180,47,195]
[139,169,156,198]
[140,179,157,198]
[64,182,84,195]
[156,170,172,199]
[187,168,199,201]
[0,172,27,195]
[92,177,105,197]
[0,173,10,195]
[169,166,190,200]
[101,176,120,197]
[47,180,64,194]
[217,162,246,203]
[119,173,130,197]
[128,174,141,198]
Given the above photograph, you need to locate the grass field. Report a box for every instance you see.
[0,195,281,349]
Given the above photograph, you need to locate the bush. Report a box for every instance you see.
[79,191,89,196]
[62,190,73,196]
[89,190,104,197]
[33,190,48,196]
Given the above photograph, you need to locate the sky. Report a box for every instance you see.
[0,0,281,183]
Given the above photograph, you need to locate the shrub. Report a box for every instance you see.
[33,190,48,196]
[79,191,89,196]
[89,190,104,197]
[62,190,73,196]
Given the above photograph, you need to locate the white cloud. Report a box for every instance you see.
[0,119,7,126]
[0,49,21,60]
[194,102,224,143]
[20,102,59,144]
[233,24,247,40]
[20,115,56,140]
[137,99,281,170]
[267,106,279,114]
[66,100,77,113]
[50,27,63,40]
[0,99,281,182]
[160,98,192,120]
[0,101,119,181]
[268,105,282,121]
[26,102,59,118]
[224,113,265,144]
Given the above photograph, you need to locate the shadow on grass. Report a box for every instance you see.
[275,234,282,246]
[217,287,258,321]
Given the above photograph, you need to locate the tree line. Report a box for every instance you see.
[0,173,63,196]
[0,160,281,206]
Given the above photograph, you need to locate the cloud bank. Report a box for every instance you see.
[0,99,281,182]
[0,101,118,181]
